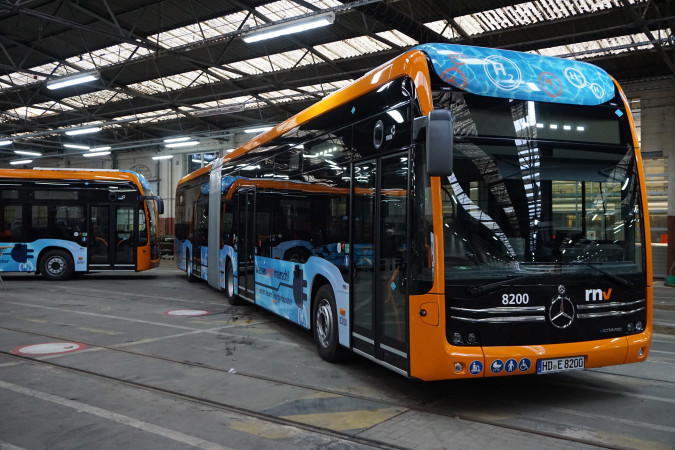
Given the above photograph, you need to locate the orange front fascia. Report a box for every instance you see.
[136,245,152,271]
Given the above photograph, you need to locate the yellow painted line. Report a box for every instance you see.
[25,318,47,323]
[77,327,121,336]
[228,418,301,440]
[280,407,406,431]
[301,392,343,400]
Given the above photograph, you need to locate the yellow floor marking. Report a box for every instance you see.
[228,418,303,440]
[301,392,343,400]
[77,327,121,336]
[280,407,406,431]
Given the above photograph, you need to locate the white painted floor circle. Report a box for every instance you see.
[164,309,210,316]
[11,342,86,356]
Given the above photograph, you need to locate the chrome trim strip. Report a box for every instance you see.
[450,306,546,314]
[577,299,645,310]
[352,332,375,345]
[577,307,646,319]
[352,348,408,377]
[452,315,546,323]
[380,343,408,359]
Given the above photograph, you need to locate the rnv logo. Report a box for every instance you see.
[585,288,612,301]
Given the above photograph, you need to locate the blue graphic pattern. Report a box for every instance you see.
[415,43,614,106]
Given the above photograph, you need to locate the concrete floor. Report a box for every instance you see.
[0,263,674,449]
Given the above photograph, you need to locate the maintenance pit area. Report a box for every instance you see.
[1,264,674,450]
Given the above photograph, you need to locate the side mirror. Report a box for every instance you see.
[155,196,165,215]
[414,109,454,177]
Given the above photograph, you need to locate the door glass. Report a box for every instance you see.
[116,206,135,264]
[90,206,110,265]
[378,156,408,350]
[237,189,255,297]
[352,161,376,339]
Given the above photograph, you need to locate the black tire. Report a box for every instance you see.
[312,284,345,362]
[40,250,74,281]
[224,259,241,305]
[186,251,197,282]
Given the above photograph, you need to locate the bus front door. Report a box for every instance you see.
[88,205,136,270]
[236,188,256,300]
[352,154,409,374]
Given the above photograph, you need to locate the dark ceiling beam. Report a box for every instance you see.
[354,0,449,44]
[620,0,675,76]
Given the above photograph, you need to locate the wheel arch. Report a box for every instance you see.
[37,245,76,274]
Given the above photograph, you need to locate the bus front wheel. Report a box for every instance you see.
[224,260,240,305]
[40,250,74,281]
[312,285,344,362]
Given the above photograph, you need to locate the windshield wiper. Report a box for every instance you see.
[467,274,535,297]
[574,262,634,287]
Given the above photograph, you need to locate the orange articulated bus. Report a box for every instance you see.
[0,168,163,280]
[175,43,651,380]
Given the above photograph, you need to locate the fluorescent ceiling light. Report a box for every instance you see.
[83,151,110,157]
[244,126,273,134]
[163,136,190,143]
[65,126,101,136]
[243,12,335,43]
[165,140,198,148]
[10,159,33,165]
[152,155,174,160]
[90,146,111,152]
[0,139,11,146]
[64,144,91,150]
[14,150,42,156]
[47,72,98,90]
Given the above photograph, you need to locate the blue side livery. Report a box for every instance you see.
[0,239,87,273]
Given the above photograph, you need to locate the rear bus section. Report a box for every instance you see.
[0,168,162,280]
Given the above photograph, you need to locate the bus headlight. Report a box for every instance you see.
[452,332,463,345]
[636,321,644,332]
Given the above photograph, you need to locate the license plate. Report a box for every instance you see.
[537,356,585,374]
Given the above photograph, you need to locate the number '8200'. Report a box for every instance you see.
[501,293,529,305]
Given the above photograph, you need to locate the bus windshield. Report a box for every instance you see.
[435,90,645,281]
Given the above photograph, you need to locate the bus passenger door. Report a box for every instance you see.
[89,205,136,269]
[236,187,256,300]
[352,154,409,374]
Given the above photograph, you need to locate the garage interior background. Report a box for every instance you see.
[0,0,673,277]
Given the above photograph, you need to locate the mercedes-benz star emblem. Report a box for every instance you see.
[549,295,575,329]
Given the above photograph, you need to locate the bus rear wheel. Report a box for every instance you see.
[224,259,240,305]
[312,285,345,362]
[41,250,74,281]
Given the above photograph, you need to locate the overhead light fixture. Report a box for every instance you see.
[83,151,110,157]
[244,126,273,134]
[64,144,91,150]
[10,159,33,165]
[0,139,11,146]
[242,12,335,43]
[65,126,101,136]
[165,140,198,148]
[90,146,111,152]
[152,155,174,160]
[163,137,190,143]
[46,72,98,90]
[14,150,42,156]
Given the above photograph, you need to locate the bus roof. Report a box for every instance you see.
[0,167,151,192]
[177,43,618,187]
[415,43,614,106]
